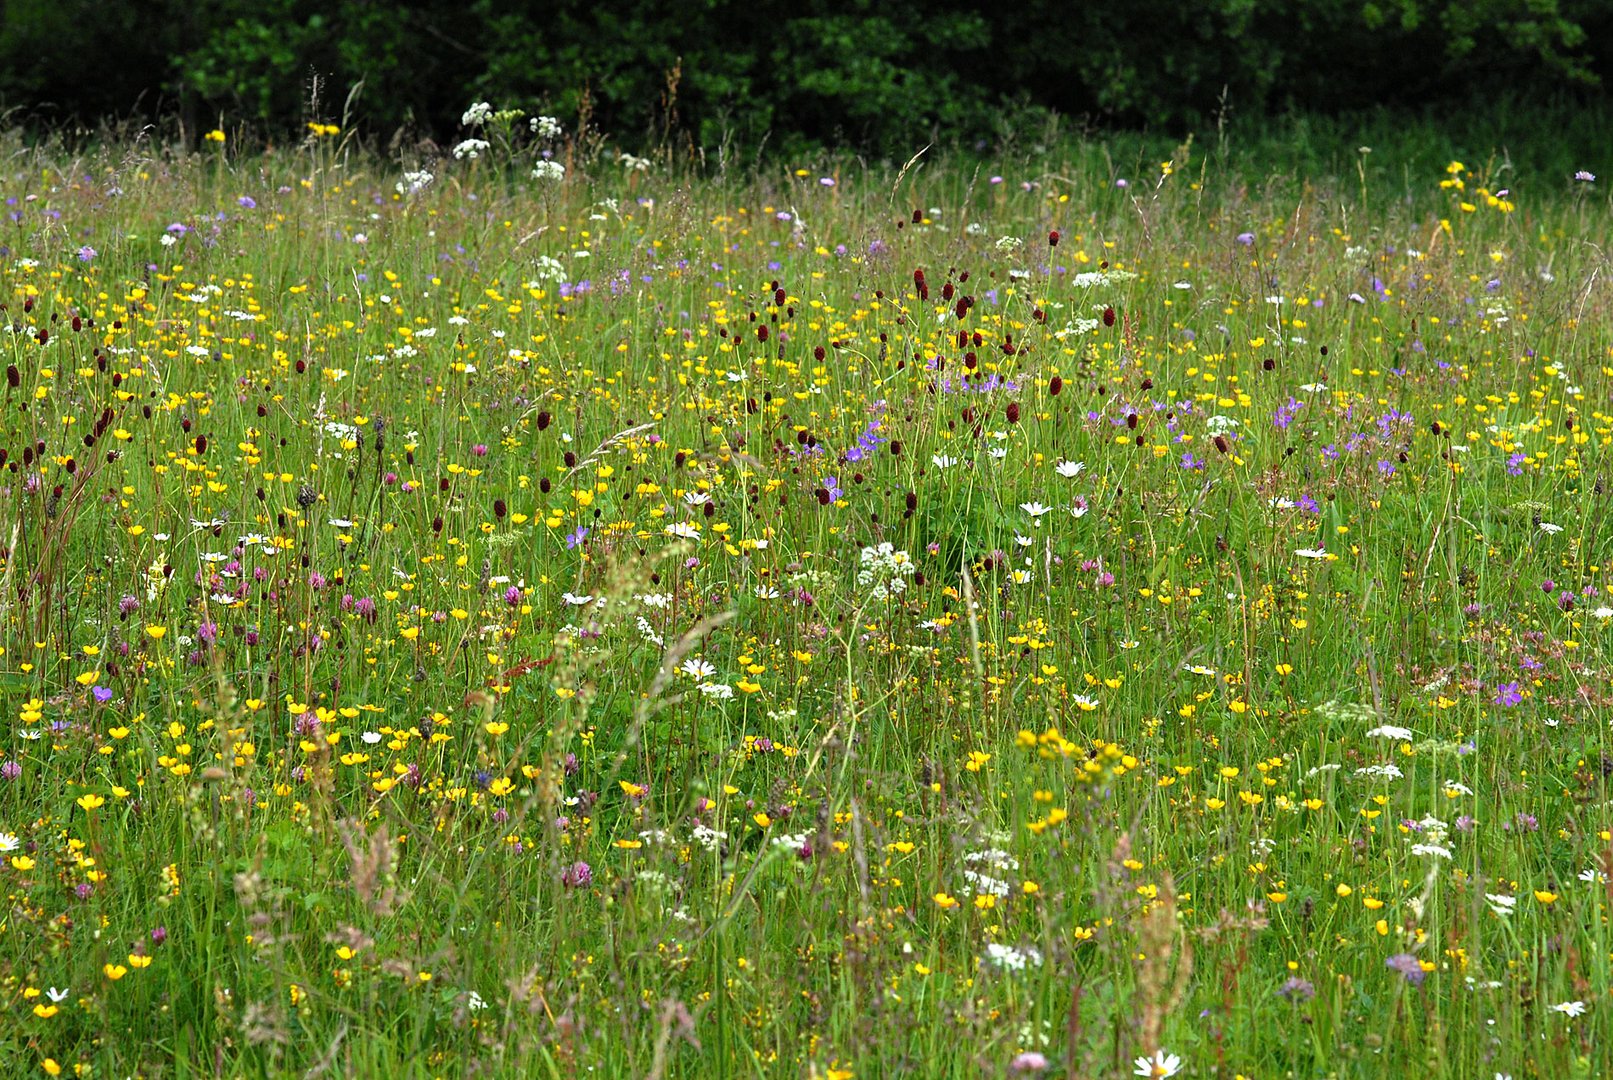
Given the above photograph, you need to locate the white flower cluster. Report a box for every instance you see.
[531,160,565,182]
[691,824,727,851]
[636,616,663,647]
[1069,269,1138,289]
[1053,318,1101,339]
[396,170,434,196]
[528,255,568,284]
[531,115,563,138]
[453,139,490,161]
[962,868,1010,897]
[964,848,1020,872]
[982,942,1042,973]
[462,102,492,127]
[856,543,915,602]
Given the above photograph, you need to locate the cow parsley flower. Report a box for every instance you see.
[397,170,434,195]
[982,942,1042,972]
[857,543,915,602]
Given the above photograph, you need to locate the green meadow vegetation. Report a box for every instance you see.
[0,113,1610,1078]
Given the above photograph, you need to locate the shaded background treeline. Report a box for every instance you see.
[2,0,1611,157]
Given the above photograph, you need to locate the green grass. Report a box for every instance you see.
[0,119,1609,1078]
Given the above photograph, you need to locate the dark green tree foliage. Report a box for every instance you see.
[0,0,1608,150]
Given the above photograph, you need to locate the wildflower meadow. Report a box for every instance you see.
[0,116,1610,1078]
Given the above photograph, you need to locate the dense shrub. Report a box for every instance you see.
[0,0,1608,152]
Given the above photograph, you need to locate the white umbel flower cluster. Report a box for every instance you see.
[856,543,915,602]
[982,942,1043,973]
[396,170,434,196]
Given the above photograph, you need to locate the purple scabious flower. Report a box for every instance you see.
[1279,976,1316,1002]
[1386,953,1426,986]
